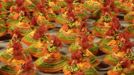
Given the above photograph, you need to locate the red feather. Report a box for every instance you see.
[67,10,75,21]
[67,10,75,18]
[52,35,62,47]
[122,59,132,68]
[33,25,47,40]
[36,3,44,12]
[118,32,131,40]
[16,0,24,6]
[13,29,23,39]
[12,41,23,60]
[101,7,110,15]
[106,28,114,36]
[31,17,37,26]
[22,56,34,71]
[0,3,2,9]
[80,35,89,49]
[121,41,134,52]
[68,3,73,10]
[71,50,82,60]
[16,6,26,12]
[111,17,120,31]
[13,41,22,52]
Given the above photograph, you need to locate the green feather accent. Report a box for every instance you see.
[35,56,67,68]
[58,32,75,41]
[0,65,16,74]
[84,68,98,75]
